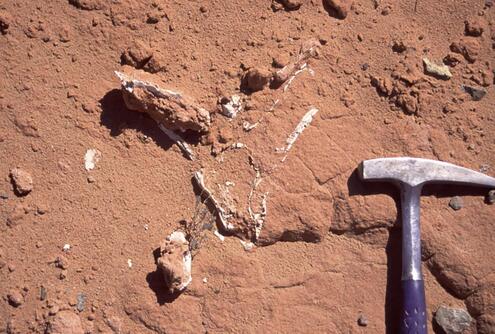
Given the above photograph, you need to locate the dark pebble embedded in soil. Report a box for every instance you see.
[40,286,47,301]
[462,85,486,101]
[449,196,463,210]
[357,314,368,326]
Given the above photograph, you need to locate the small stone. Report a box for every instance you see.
[274,0,303,11]
[434,306,472,334]
[76,293,86,312]
[54,256,68,270]
[392,40,407,53]
[450,38,480,63]
[449,196,463,211]
[443,53,463,67]
[9,168,33,196]
[465,18,484,37]
[49,305,60,316]
[462,85,486,101]
[486,190,495,204]
[423,58,452,80]
[87,175,96,183]
[59,270,68,280]
[0,11,12,35]
[62,244,71,252]
[199,5,208,13]
[68,0,104,11]
[40,286,47,301]
[323,0,353,19]
[357,314,368,327]
[241,68,271,92]
[157,231,192,293]
[121,40,153,69]
[7,290,24,307]
[46,310,84,334]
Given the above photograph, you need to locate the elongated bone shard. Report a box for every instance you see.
[158,123,195,160]
[115,71,211,133]
[277,107,319,161]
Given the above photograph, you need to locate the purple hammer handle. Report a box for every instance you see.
[401,279,427,333]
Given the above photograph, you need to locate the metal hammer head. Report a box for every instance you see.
[359,157,495,188]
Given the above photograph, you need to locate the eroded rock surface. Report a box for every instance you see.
[157,231,192,293]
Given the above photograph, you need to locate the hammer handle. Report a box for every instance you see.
[400,279,427,334]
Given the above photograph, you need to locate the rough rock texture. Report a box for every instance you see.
[450,37,481,63]
[9,168,33,196]
[323,0,353,19]
[157,231,192,293]
[45,311,84,334]
[116,70,211,132]
[241,68,271,92]
[434,306,472,334]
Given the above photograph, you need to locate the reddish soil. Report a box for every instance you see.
[1,0,495,333]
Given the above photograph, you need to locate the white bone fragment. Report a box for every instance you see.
[277,107,319,161]
[214,230,225,242]
[240,240,255,251]
[157,231,192,292]
[193,171,235,232]
[84,149,101,171]
[220,95,243,118]
[243,121,258,131]
[158,123,195,160]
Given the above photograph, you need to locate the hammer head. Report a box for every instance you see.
[359,157,495,188]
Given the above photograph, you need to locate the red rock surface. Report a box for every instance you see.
[0,0,494,333]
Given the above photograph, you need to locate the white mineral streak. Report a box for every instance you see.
[193,171,235,232]
[115,71,183,101]
[277,107,319,161]
[158,123,195,160]
[84,149,101,171]
[247,169,268,240]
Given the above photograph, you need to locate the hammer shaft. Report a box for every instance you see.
[400,185,427,333]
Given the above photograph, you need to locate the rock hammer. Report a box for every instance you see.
[358,157,495,333]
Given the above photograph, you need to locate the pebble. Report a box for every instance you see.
[462,85,486,101]
[434,306,472,334]
[357,314,368,327]
[46,310,84,334]
[40,286,47,301]
[276,0,303,11]
[486,190,495,204]
[449,196,463,211]
[422,58,452,80]
[7,290,24,307]
[9,168,34,196]
[464,18,484,37]
[0,11,12,35]
[323,0,353,19]
[450,38,480,63]
[241,68,271,92]
[76,293,86,312]
[62,244,71,252]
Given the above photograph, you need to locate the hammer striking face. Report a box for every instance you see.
[358,157,495,334]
